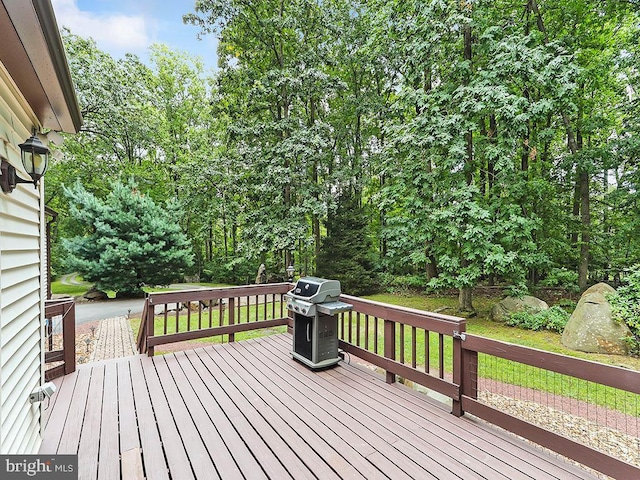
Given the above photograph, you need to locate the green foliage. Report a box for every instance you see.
[505,284,529,299]
[316,194,380,296]
[607,265,640,356]
[505,306,570,333]
[63,181,194,296]
[54,1,640,298]
[201,256,260,285]
[539,268,580,292]
[379,273,428,294]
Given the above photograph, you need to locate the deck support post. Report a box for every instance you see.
[63,301,76,375]
[452,328,466,416]
[228,298,235,343]
[147,302,155,356]
[384,319,396,384]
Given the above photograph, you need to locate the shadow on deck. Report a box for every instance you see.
[40,333,599,480]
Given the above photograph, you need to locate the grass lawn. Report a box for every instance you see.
[50,279,91,297]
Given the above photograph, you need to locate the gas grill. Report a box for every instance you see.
[286,277,352,369]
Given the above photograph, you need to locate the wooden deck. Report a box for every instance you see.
[40,333,601,480]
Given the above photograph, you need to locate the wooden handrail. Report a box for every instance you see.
[137,283,293,356]
[44,298,76,381]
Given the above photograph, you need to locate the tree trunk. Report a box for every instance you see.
[458,287,474,313]
[426,254,438,282]
[578,169,590,290]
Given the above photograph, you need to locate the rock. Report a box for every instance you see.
[490,295,549,322]
[561,283,631,355]
[84,287,108,301]
[255,263,267,284]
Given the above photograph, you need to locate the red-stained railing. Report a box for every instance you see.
[137,283,292,356]
[44,298,76,381]
[337,294,466,415]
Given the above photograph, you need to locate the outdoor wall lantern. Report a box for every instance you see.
[286,264,295,282]
[0,130,50,193]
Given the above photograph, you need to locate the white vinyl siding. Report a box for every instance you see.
[0,63,43,454]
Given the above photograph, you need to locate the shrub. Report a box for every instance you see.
[539,267,580,292]
[607,265,640,356]
[505,306,570,333]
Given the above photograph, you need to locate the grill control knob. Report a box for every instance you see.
[294,306,300,312]
[302,309,307,315]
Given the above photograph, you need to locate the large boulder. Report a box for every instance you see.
[561,283,631,355]
[84,287,108,301]
[490,295,549,322]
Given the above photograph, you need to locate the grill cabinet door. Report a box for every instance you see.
[293,313,313,361]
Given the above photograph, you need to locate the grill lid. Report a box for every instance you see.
[288,276,341,304]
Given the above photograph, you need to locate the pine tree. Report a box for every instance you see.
[316,194,379,296]
[63,181,194,297]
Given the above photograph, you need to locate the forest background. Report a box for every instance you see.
[47,0,640,311]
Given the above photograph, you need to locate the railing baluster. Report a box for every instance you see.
[399,323,405,364]
[263,294,267,320]
[63,302,76,375]
[439,333,444,379]
[163,307,168,335]
[229,298,235,343]
[425,330,430,373]
[356,313,361,347]
[374,317,378,354]
[348,311,353,343]
[411,326,417,369]
[365,314,369,350]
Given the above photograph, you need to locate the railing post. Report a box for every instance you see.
[384,319,396,384]
[63,301,76,375]
[228,298,235,343]
[452,328,465,416]
[147,301,155,357]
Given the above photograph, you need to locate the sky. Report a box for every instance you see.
[51,0,219,73]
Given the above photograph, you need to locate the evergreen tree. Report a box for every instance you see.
[63,181,194,297]
[316,194,379,296]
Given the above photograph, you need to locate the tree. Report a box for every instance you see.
[316,193,379,296]
[63,182,194,297]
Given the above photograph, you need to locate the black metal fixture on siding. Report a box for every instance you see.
[0,130,50,193]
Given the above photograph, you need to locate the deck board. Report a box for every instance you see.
[40,333,602,480]
[98,362,119,480]
[128,358,169,480]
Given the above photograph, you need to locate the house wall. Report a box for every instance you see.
[0,62,44,454]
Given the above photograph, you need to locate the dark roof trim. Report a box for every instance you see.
[33,0,82,133]
[0,0,82,133]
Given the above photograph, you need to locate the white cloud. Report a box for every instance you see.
[52,0,153,54]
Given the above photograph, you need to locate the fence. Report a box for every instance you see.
[137,283,292,356]
[44,298,76,381]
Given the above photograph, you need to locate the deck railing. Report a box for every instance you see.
[337,294,466,415]
[137,283,292,356]
[135,284,640,478]
[460,334,640,479]
[44,298,76,381]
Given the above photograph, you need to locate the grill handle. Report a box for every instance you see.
[307,323,311,342]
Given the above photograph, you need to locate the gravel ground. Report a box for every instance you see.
[45,320,99,368]
[479,391,638,479]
